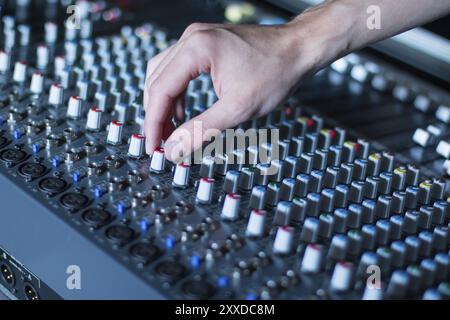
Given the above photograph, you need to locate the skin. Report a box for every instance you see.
[143,0,450,162]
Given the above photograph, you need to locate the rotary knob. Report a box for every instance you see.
[106,120,123,145]
[3,28,15,50]
[13,61,27,83]
[48,83,64,106]
[66,96,83,119]
[301,244,323,273]
[150,147,165,172]
[86,107,102,131]
[196,177,214,204]
[128,133,145,158]
[30,72,44,95]
[172,162,190,188]
[44,22,58,43]
[246,209,266,237]
[0,50,11,73]
[36,45,50,69]
[330,261,353,291]
[273,226,294,255]
[221,193,241,221]
[199,155,216,178]
[54,55,66,78]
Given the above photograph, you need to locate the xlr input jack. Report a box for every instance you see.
[0,263,15,287]
[23,282,39,300]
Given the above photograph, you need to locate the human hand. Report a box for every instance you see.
[143,3,351,162]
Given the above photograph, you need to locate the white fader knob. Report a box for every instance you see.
[13,61,27,83]
[80,20,92,39]
[54,55,65,78]
[106,120,123,145]
[436,140,450,158]
[36,45,49,69]
[48,83,64,106]
[301,244,323,273]
[4,29,15,49]
[412,128,432,147]
[196,177,215,203]
[18,24,30,46]
[86,107,102,131]
[65,23,77,41]
[173,162,190,188]
[128,133,145,158]
[246,209,266,237]
[65,41,78,65]
[30,72,44,95]
[150,147,165,172]
[45,22,58,43]
[115,103,130,123]
[330,261,353,291]
[0,51,11,73]
[362,283,383,300]
[66,96,83,119]
[221,193,241,221]
[2,16,15,30]
[273,226,294,255]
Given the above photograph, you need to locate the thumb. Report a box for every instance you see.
[164,98,242,163]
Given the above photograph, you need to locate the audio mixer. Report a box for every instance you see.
[0,0,449,300]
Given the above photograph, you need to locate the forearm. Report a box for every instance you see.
[143,0,450,159]
[287,0,450,71]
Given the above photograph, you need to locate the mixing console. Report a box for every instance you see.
[0,0,448,300]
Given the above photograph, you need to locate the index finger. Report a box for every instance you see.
[144,32,213,154]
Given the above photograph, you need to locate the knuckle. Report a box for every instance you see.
[147,79,162,97]
[184,22,207,36]
[186,29,215,51]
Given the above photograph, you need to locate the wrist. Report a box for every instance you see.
[284,0,361,74]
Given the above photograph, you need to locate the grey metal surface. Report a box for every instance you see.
[0,284,12,300]
[0,292,9,300]
[0,173,165,299]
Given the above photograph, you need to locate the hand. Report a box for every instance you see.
[143,4,350,162]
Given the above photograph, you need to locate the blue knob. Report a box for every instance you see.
[117,202,126,215]
[217,276,229,288]
[140,219,149,232]
[73,171,81,183]
[32,143,40,154]
[13,129,21,140]
[94,186,103,198]
[165,236,175,249]
[52,156,60,168]
[190,255,201,269]
[245,293,257,300]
